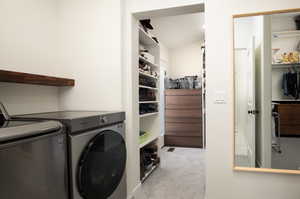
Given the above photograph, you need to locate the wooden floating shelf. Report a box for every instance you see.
[139,85,158,90]
[139,56,159,69]
[139,112,159,118]
[0,69,75,87]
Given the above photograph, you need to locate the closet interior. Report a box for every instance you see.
[271,13,300,169]
[136,13,205,183]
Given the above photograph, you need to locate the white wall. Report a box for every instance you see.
[206,1,300,199]
[0,0,64,115]
[0,0,123,115]
[169,42,202,78]
[160,43,170,61]
[58,0,123,111]
[0,83,60,115]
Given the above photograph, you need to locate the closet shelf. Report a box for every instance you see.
[272,100,300,103]
[272,30,300,38]
[139,112,159,118]
[139,27,159,47]
[0,69,75,87]
[139,135,159,148]
[272,63,300,69]
[139,56,160,69]
[139,101,159,104]
[139,71,158,80]
[139,85,158,90]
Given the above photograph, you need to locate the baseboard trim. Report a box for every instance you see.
[127,182,142,199]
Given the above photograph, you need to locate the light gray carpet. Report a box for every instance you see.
[138,147,206,199]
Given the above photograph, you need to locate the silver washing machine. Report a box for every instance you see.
[70,122,126,199]
[15,111,127,199]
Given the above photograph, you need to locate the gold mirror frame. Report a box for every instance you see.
[233,8,300,175]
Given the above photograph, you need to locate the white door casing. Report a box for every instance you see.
[246,37,256,167]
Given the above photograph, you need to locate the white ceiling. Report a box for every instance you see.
[150,12,205,49]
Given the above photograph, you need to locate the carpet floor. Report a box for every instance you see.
[138,147,206,199]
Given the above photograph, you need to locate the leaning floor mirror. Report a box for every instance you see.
[234,9,300,174]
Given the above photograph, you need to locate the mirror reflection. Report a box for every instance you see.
[234,11,300,170]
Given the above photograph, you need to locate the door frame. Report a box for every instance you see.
[122,3,205,198]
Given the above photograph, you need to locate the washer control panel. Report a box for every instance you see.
[99,116,108,124]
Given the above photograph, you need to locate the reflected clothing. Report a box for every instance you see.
[282,72,299,99]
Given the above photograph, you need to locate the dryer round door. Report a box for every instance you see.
[77,130,126,199]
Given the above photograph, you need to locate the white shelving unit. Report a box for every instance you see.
[139,56,160,68]
[139,71,158,79]
[139,112,159,118]
[139,27,159,47]
[139,101,159,104]
[138,25,161,183]
[139,135,159,148]
[139,85,159,90]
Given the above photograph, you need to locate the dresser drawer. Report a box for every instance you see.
[165,135,203,148]
[166,95,201,109]
[166,117,202,123]
[166,109,202,118]
[275,104,300,136]
[166,122,202,133]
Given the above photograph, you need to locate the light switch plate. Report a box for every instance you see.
[214,91,226,104]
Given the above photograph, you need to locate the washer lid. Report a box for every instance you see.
[77,130,127,199]
[0,121,62,142]
[14,111,126,133]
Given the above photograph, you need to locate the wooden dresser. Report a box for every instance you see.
[274,103,300,137]
[165,89,203,148]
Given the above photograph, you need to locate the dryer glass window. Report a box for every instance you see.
[77,130,126,199]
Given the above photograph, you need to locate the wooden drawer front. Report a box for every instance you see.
[166,117,202,123]
[165,89,201,96]
[166,109,201,118]
[278,105,300,125]
[280,125,300,136]
[166,95,201,109]
[166,123,202,134]
[276,104,300,136]
[165,135,203,148]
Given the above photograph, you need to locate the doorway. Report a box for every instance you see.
[124,4,206,199]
